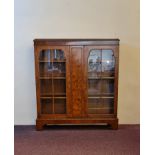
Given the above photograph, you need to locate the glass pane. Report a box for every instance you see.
[39,49,65,61]
[87,49,115,115]
[39,49,66,77]
[41,98,53,114]
[101,50,115,77]
[54,99,66,114]
[88,98,100,108]
[40,79,53,95]
[53,49,65,60]
[88,50,101,78]
[39,49,52,61]
[39,49,52,77]
[53,62,66,77]
[100,98,114,114]
[88,98,114,114]
[101,98,114,111]
[53,79,66,95]
[101,80,114,95]
[88,79,101,96]
[40,62,53,77]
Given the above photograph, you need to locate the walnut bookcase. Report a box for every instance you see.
[34,39,119,130]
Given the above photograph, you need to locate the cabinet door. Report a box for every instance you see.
[84,46,119,117]
[35,46,71,117]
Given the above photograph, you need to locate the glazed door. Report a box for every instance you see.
[35,46,71,118]
[84,46,119,117]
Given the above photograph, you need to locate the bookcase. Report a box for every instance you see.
[34,39,119,130]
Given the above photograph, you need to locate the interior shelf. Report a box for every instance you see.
[41,93,66,96]
[88,94,114,97]
[40,77,66,79]
[39,60,66,62]
[88,60,114,63]
[88,96,114,99]
[88,93,114,95]
[88,77,114,79]
[54,97,66,99]
[40,96,66,99]
[88,107,113,110]
[88,72,114,77]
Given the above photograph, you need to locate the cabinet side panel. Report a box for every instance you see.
[34,46,41,118]
[70,46,84,117]
[113,45,119,116]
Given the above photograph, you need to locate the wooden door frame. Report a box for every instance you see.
[34,45,72,119]
[83,45,119,118]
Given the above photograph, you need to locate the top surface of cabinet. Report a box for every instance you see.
[34,39,119,46]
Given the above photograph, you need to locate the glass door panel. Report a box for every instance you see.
[39,49,66,114]
[87,49,115,115]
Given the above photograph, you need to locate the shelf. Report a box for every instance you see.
[53,77,66,79]
[40,73,66,77]
[88,96,114,99]
[88,107,113,110]
[40,77,66,79]
[88,93,114,96]
[88,75,114,78]
[40,97,66,99]
[88,77,114,79]
[39,60,66,62]
[88,60,114,63]
[41,93,66,96]
[54,97,66,99]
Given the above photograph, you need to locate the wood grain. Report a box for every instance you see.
[70,46,83,117]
